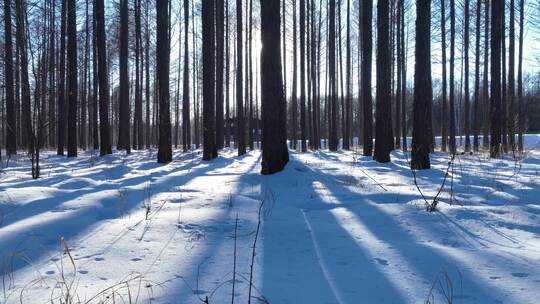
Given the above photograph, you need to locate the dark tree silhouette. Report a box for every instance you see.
[328,0,338,151]
[202,0,217,160]
[441,0,448,152]
[236,0,246,156]
[260,0,289,175]
[95,0,112,156]
[361,0,373,156]
[374,0,393,163]
[300,0,307,152]
[4,0,16,155]
[66,0,78,157]
[183,0,191,152]
[517,0,524,151]
[508,0,516,150]
[411,0,432,170]
[118,0,130,153]
[490,0,503,158]
[473,0,481,151]
[464,0,471,152]
[216,0,225,149]
[448,0,456,154]
[157,0,172,163]
[15,0,32,154]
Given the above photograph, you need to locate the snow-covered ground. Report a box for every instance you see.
[1,136,540,303]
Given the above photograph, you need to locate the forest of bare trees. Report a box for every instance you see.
[0,0,538,176]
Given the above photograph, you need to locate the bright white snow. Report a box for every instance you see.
[1,136,540,303]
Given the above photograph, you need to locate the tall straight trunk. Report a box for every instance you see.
[157,0,171,163]
[328,0,338,151]
[48,0,56,148]
[306,0,312,150]
[260,0,289,174]
[344,0,352,150]
[501,4,508,152]
[80,0,90,150]
[395,0,402,150]
[400,0,406,150]
[508,0,516,150]
[311,0,319,150]
[300,0,307,152]
[448,0,456,154]
[517,0,524,151]
[282,0,287,119]
[95,0,111,155]
[482,0,489,148]
[411,0,432,169]
[361,0,373,156]
[248,0,254,150]
[203,0,217,160]
[464,0,471,151]
[15,0,32,154]
[118,0,130,153]
[216,0,224,149]
[145,0,151,149]
[183,0,191,151]
[175,37,181,148]
[225,0,230,148]
[66,0,77,157]
[338,0,345,150]
[374,0,393,162]
[490,0,502,157]
[473,0,481,151]
[441,0,447,151]
[4,0,16,155]
[292,0,298,149]
[92,11,99,150]
[236,0,246,155]
[134,0,143,150]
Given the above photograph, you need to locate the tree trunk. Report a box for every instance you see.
[260,0,289,175]
[118,0,130,153]
[473,0,481,151]
[95,0,112,156]
[236,0,246,155]
[508,0,516,151]
[299,0,307,152]
[4,0,16,155]
[203,0,217,160]
[157,0,172,163]
[490,0,503,158]
[15,0,32,155]
[361,0,373,156]
[463,0,471,152]
[66,0,77,157]
[448,0,456,154]
[517,0,524,151]
[216,0,224,149]
[183,0,191,151]
[482,0,489,148]
[48,0,56,148]
[292,0,298,149]
[411,0,432,170]
[374,0,393,163]
[329,0,338,151]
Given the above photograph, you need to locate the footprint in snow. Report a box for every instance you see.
[374,258,389,266]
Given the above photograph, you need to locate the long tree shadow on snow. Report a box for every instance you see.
[293,151,535,303]
[0,150,234,277]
